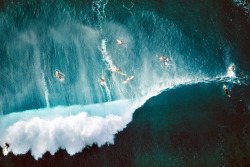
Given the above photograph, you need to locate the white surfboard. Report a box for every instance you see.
[223,85,231,97]
[2,146,10,156]
[110,67,127,76]
[117,40,124,45]
[164,62,171,66]
[227,68,235,77]
[123,76,134,84]
[110,66,117,72]
[55,69,65,82]
[97,78,105,86]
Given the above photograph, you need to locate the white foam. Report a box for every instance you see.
[0,99,137,159]
[226,64,236,78]
[100,39,113,68]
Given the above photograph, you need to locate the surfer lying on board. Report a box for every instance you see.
[117,40,124,45]
[231,65,235,72]
[123,76,134,83]
[223,86,231,97]
[2,143,10,151]
[100,78,105,86]
[160,56,171,66]
[110,66,127,76]
[110,66,120,72]
[56,71,64,82]
[160,56,168,62]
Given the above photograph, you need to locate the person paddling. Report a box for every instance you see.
[100,78,105,86]
[117,40,124,45]
[56,71,64,82]
[123,76,134,83]
[231,65,235,72]
[223,86,231,97]
[2,143,10,151]
[160,56,171,66]
[160,56,168,62]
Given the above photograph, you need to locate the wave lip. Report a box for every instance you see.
[0,99,136,159]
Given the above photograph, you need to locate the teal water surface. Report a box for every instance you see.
[0,0,249,166]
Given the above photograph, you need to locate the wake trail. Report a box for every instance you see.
[98,39,112,101]
[33,44,50,108]
[42,73,50,108]
[27,32,51,108]
[92,0,108,32]
[100,39,113,68]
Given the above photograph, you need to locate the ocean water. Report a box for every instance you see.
[0,0,249,166]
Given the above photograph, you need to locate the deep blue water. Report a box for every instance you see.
[0,0,249,166]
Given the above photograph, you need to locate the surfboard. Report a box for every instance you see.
[164,62,171,66]
[110,67,127,76]
[227,68,235,77]
[223,85,231,97]
[55,69,65,82]
[110,67,117,72]
[97,78,105,86]
[1,146,10,156]
[123,76,134,84]
[117,40,124,45]
[100,79,105,86]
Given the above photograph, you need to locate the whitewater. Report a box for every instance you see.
[0,0,248,160]
[0,73,241,159]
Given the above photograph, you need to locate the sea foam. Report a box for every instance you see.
[0,99,137,159]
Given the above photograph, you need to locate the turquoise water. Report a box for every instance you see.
[0,0,249,166]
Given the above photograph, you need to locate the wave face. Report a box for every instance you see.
[0,0,249,160]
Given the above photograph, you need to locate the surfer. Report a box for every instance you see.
[160,56,168,62]
[223,86,231,97]
[160,56,171,66]
[117,40,124,45]
[100,78,105,86]
[2,143,10,151]
[56,71,64,82]
[110,66,127,76]
[123,76,134,83]
[231,65,235,72]
[110,66,120,72]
